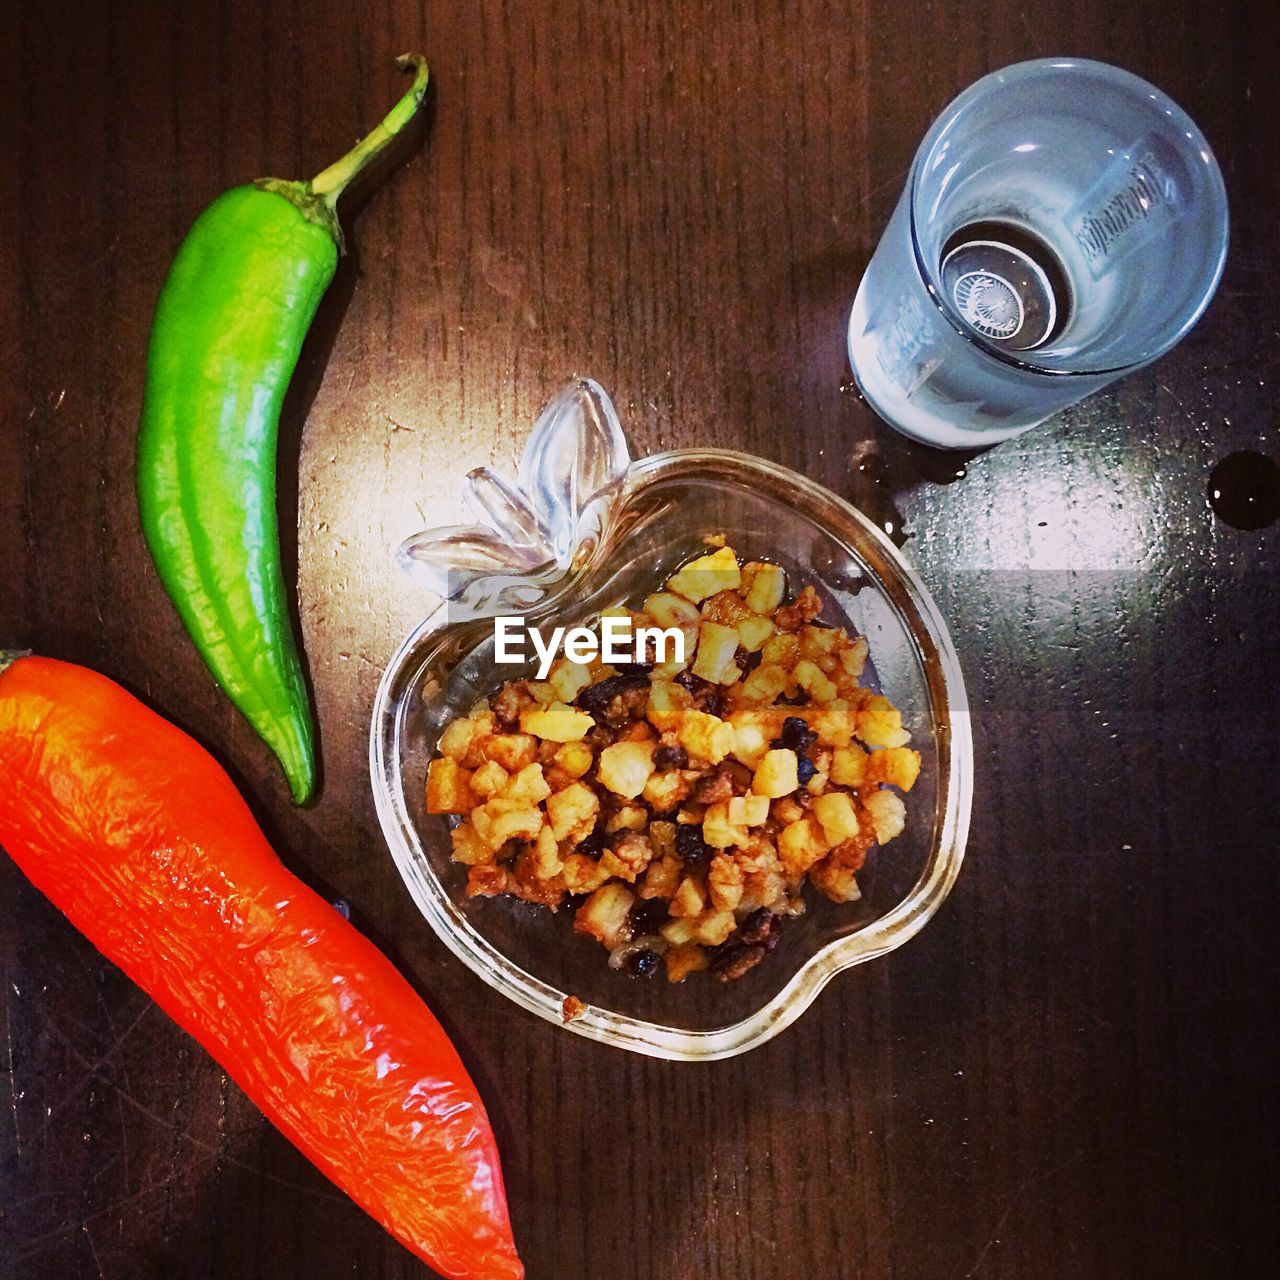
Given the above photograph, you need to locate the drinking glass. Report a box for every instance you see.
[848,58,1229,448]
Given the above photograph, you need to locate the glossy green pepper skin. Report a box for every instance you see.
[137,187,334,802]
[137,56,428,804]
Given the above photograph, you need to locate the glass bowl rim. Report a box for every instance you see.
[370,447,973,1060]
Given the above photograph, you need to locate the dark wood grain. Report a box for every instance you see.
[3,1,1278,1278]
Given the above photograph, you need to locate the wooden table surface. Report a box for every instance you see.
[3,2,1278,1277]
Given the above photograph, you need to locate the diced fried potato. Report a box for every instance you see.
[752,748,799,798]
[737,614,776,652]
[666,545,742,603]
[525,680,556,705]
[812,791,860,844]
[801,624,838,655]
[761,631,802,670]
[703,801,749,850]
[426,757,476,814]
[469,759,510,799]
[548,659,592,704]
[669,876,707,918]
[806,702,857,747]
[692,621,741,684]
[530,824,564,879]
[504,762,552,805]
[450,821,494,866]
[647,678,694,732]
[638,852,682,900]
[546,781,600,841]
[736,833,780,873]
[598,741,656,798]
[560,853,610,895]
[605,803,648,833]
[865,745,922,792]
[856,695,911,748]
[778,815,833,876]
[729,712,772,766]
[740,661,789,705]
[864,788,907,843]
[482,732,539,771]
[520,701,595,743]
[809,843,865,903]
[652,654,692,679]
[439,716,482,761]
[699,589,754,628]
[600,833,655,883]
[772,795,806,825]
[794,659,838,704]
[553,740,594,779]
[643,590,701,630]
[708,853,745,912]
[660,918,699,947]
[573,882,635,947]
[642,594,699,675]
[742,865,788,916]
[727,794,770,826]
[471,797,545,850]
[488,800,546,847]
[665,942,709,982]
[693,909,738,946]
[742,561,786,615]
[649,821,677,855]
[830,743,869,787]
[840,636,869,679]
[740,856,787,913]
[677,710,735,764]
[642,768,691,813]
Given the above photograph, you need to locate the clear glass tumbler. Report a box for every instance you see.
[848,58,1229,448]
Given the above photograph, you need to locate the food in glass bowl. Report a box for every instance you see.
[372,379,970,1059]
[424,539,921,985]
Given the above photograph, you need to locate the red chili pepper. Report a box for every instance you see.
[0,652,523,1280]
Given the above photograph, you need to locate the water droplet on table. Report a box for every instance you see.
[1207,450,1280,530]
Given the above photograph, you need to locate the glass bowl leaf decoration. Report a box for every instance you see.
[395,378,630,616]
[372,379,972,1060]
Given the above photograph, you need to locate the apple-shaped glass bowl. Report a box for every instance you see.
[371,380,971,1060]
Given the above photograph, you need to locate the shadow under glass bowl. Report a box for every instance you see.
[371,449,972,1060]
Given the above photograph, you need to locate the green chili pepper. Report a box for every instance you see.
[137,55,429,804]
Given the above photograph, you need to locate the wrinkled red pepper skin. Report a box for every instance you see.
[0,655,523,1280]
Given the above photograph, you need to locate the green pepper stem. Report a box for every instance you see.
[310,54,429,207]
